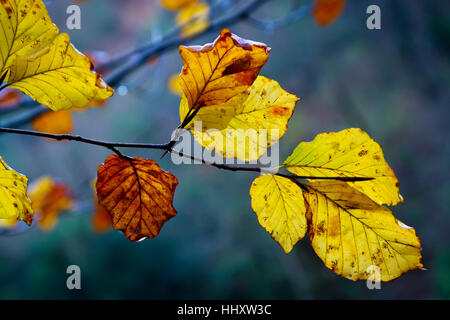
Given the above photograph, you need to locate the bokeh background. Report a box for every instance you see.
[0,0,448,299]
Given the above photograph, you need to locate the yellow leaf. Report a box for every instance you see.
[7,33,114,111]
[31,110,73,134]
[175,1,210,38]
[160,0,197,11]
[283,128,402,206]
[304,180,422,281]
[178,28,270,111]
[167,74,183,96]
[0,0,59,75]
[250,175,307,253]
[180,76,298,161]
[0,156,33,225]
[0,217,17,229]
[28,176,73,231]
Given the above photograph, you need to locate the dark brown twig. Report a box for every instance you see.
[0,127,373,182]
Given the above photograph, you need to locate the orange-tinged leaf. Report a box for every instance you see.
[313,0,346,26]
[28,176,74,231]
[179,76,298,161]
[92,200,111,233]
[178,28,270,111]
[304,180,423,281]
[160,0,197,11]
[0,88,21,108]
[87,99,108,108]
[91,179,111,233]
[31,110,73,134]
[96,155,179,241]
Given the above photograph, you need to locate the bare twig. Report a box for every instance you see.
[0,127,373,182]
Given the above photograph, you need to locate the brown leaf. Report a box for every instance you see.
[96,155,179,241]
[178,28,270,110]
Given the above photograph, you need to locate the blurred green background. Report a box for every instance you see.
[0,0,449,299]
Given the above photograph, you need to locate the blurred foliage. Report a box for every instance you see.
[0,0,448,299]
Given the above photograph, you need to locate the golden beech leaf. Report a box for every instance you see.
[160,0,197,11]
[178,28,270,111]
[28,176,73,231]
[179,76,298,161]
[176,1,210,38]
[0,0,59,75]
[96,155,179,241]
[31,110,73,134]
[250,175,307,254]
[6,33,114,111]
[91,178,112,233]
[313,0,346,26]
[0,157,33,225]
[283,128,402,206]
[304,180,423,281]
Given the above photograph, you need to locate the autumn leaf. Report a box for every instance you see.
[304,180,422,281]
[0,0,59,75]
[313,0,346,26]
[178,28,270,112]
[6,33,114,111]
[28,176,73,231]
[283,128,402,206]
[180,76,298,161]
[31,110,73,134]
[160,0,197,11]
[176,1,210,38]
[91,178,111,233]
[250,175,307,253]
[96,155,179,241]
[0,88,21,108]
[0,156,33,225]
[168,74,183,96]
[0,217,17,229]
[92,198,111,233]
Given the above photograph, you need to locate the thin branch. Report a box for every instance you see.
[246,2,312,32]
[0,98,38,115]
[105,0,270,88]
[0,127,373,182]
[0,0,271,128]
[0,105,47,127]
